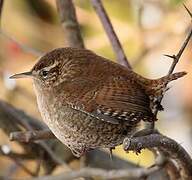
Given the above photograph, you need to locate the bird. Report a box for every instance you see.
[10,47,187,157]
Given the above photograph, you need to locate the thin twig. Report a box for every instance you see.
[91,0,131,69]
[164,29,192,75]
[56,0,85,48]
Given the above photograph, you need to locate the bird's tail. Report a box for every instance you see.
[135,71,187,112]
[147,71,187,95]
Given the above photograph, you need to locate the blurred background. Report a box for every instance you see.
[0,0,192,177]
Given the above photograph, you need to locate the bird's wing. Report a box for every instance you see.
[64,76,154,125]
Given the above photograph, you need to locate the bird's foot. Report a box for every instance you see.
[123,128,159,154]
[109,147,115,160]
[123,137,142,155]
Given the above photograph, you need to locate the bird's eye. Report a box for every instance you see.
[41,70,49,78]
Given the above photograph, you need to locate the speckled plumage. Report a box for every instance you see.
[11,47,186,157]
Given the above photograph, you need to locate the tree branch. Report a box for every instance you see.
[56,0,85,48]
[123,133,192,179]
[91,0,131,68]
[27,166,161,180]
[10,130,55,143]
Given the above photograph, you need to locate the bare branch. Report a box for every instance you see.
[56,0,85,48]
[91,0,131,69]
[11,130,186,179]
[10,130,55,143]
[183,4,192,18]
[123,133,192,179]
[8,129,70,169]
[164,29,192,75]
[27,166,160,180]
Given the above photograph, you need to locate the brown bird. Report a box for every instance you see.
[10,47,186,157]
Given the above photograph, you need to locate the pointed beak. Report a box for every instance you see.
[9,71,33,79]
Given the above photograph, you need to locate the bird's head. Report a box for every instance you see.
[10,47,86,88]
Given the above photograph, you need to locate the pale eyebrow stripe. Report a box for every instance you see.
[43,61,59,71]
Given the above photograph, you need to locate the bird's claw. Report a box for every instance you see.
[123,137,131,151]
[123,137,142,155]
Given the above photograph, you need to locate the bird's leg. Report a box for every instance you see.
[109,147,115,160]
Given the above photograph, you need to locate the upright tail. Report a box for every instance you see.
[135,71,187,112]
[148,71,187,95]
[135,71,187,95]
[155,71,187,85]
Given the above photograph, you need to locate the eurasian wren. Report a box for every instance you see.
[10,47,186,157]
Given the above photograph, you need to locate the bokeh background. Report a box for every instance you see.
[0,0,192,177]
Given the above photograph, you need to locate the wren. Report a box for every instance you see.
[10,47,186,157]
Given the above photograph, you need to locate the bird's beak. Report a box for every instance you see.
[9,71,33,79]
